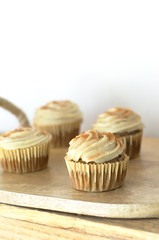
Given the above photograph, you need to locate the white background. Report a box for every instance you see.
[0,0,159,136]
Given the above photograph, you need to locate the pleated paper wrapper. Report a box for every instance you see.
[0,142,50,173]
[119,130,143,159]
[65,154,129,192]
[34,120,82,148]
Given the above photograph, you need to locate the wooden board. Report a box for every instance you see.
[0,138,159,219]
[1,204,159,240]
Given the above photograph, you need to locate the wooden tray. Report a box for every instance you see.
[0,138,159,219]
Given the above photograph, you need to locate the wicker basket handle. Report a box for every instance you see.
[0,97,30,127]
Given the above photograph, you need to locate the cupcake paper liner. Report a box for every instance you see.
[51,128,80,147]
[65,154,129,192]
[119,130,143,159]
[34,120,81,147]
[0,142,50,173]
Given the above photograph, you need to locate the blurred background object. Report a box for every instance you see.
[0,97,30,132]
[0,0,159,136]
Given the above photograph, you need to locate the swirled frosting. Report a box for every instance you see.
[93,107,144,134]
[65,130,124,163]
[0,128,52,150]
[33,100,83,126]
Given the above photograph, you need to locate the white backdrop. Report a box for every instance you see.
[0,1,159,136]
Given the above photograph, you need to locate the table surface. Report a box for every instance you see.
[0,203,159,240]
[0,138,159,239]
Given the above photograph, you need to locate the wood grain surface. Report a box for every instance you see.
[0,138,159,218]
[0,203,159,240]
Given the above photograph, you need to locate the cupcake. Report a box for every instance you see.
[0,128,52,173]
[33,100,83,148]
[65,130,129,192]
[93,107,144,159]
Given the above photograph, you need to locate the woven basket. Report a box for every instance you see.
[0,97,30,131]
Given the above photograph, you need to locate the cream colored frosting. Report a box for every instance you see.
[65,130,124,163]
[93,107,144,134]
[0,128,52,150]
[33,100,83,126]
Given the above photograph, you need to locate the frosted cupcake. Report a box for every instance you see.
[0,128,52,173]
[93,107,144,159]
[65,130,129,192]
[33,100,83,147]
